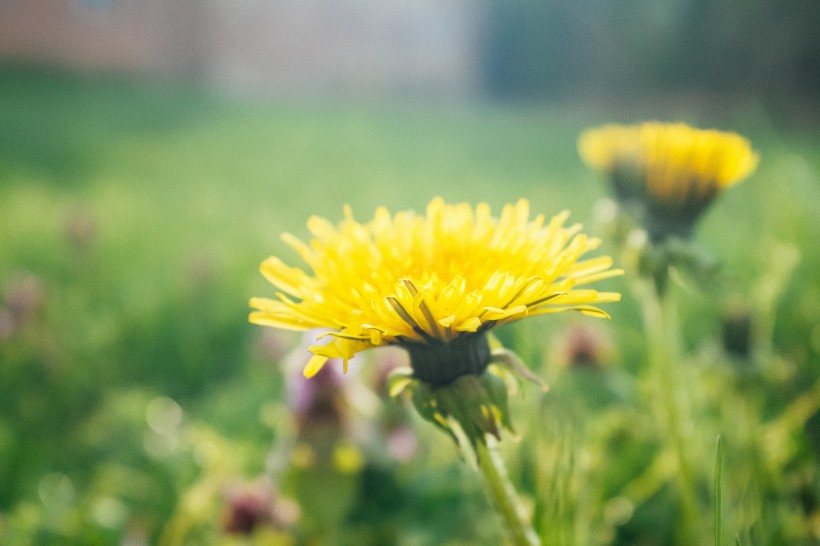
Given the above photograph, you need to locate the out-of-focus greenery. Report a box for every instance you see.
[0,66,819,545]
[480,0,820,99]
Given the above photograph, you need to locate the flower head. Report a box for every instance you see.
[250,198,621,386]
[578,122,758,240]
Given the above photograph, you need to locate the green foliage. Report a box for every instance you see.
[1,67,819,544]
[479,0,820,99]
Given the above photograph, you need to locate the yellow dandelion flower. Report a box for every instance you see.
[578,122,758,239]
[250,198,622,386]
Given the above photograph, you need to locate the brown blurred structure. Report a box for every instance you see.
[0,0,479,96]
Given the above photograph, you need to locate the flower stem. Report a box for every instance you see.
[638,279,699,542]
[474,438,541,546]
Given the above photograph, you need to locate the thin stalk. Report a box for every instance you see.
[638,279,699,542]
[715,435,723,546]
[474,438,541,546]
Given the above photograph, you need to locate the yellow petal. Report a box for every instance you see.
[455,317,482,332]
[303,354,329,378]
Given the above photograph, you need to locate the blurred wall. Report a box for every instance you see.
[0,0,479,97]
[206,0,478,96]
[0,0,177,72]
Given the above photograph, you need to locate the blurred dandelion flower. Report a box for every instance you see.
[578,122,758,240]
[250,198,622,387]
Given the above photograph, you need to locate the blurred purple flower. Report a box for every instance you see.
[0,273,45,339]
[222,479,299,535]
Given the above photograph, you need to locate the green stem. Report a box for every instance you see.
[638,279,699,542]
[474,439,541,546]
[715,435,723,546]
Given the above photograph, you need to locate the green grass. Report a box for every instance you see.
[1,66,819,545]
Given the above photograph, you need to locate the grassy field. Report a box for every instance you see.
[1,66,819,545]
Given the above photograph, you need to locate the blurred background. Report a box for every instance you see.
[2,0,819,101]
[1,1,819,544]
